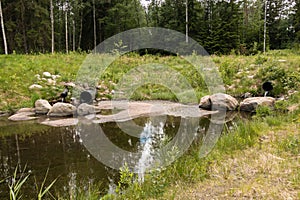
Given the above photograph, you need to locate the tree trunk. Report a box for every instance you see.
[93,0,96,52]
[65,8,68,54]
[263,0,267,53]
[20,0,28,53]
[72,18,75,51]
[186,0,188,43]
[77,10,83,50]
[0,0,8,54]
[50,0,54,54]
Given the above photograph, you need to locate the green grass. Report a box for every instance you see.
[0,53,84,110]
[1,49,299,112]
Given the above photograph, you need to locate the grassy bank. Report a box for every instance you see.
[0,50,299,199]
[109,92,300,199]
[0,50,299,111]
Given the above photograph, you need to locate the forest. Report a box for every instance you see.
[0,0,300,55]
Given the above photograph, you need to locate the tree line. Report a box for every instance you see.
[0,0,300,55]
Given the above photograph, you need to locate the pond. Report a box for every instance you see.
[0,109,245,199]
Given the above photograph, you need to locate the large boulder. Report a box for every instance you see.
[240,97,275,112]
[77,103,101,116]
[47,102,76,117]
[199,93,239,111]
[35,99,52,114]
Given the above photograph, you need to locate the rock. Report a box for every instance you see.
[35,99,52,114]
[43,71,52,78]
[198,95,211,110]
[287,104,299,113]
[0,111,9,117]
[240,97,275,112]
[241,92,252,99]
[35,74,41,80]
[29,84,43,90]
[8,112,37,121]
[47,102,76,117]
[199,93,239,111]
[77,103,101,116]
[17,107,35,113]
[278,59,286,62]
[47,78,56,85]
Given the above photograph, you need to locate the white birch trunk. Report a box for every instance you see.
[0,0,8,54]
[50,0,54,54]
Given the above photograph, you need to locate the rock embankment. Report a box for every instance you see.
[199,93,276,112]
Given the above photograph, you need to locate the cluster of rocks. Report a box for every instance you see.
[8,99,102,121]
[199,93,276,112]
[29,71,61,90]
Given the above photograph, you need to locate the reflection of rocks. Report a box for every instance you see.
[207,111,238,124]
[240,97,275,112]
[77,103,101,116]
[41,118,78,127]
[35,99,52,114]
[199,93,239,111]
[8,111,37,121]
[47,102,76,117]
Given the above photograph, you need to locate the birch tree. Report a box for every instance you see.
[0,0,7,54]
[50,0,54,53]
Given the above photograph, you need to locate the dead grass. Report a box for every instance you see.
[165,124,300,200]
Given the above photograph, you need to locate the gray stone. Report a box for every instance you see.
[240,97,275,112]
[29,84,43,90]
[8,112,37,121]
[43,71,52,78]
[77,103,101,116]
[199,93,239,111]
[47,102,76,117]
[198,95,211,110]
[17,107,35,113]
[35,99,52,114]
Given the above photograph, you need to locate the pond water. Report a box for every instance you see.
[0,112,243,199]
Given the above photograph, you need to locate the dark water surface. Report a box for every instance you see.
[0,112,243,199]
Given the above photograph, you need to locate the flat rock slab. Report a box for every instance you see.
[38,101,218,127]
[8,112,37,121]
[93,101,218,123]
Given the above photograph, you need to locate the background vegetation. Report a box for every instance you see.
[1,0,300,54]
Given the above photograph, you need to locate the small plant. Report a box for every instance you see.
[7,165,30,200]
[35,168,58,200]
[115,163,135,195]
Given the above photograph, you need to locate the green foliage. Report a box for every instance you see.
[257,62,300,95]
[255,105,274,118]
[115,164,135,195]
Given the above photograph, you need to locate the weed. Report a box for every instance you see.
[8,165,30,200]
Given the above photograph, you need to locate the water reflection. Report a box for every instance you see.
[0,112,244,198]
